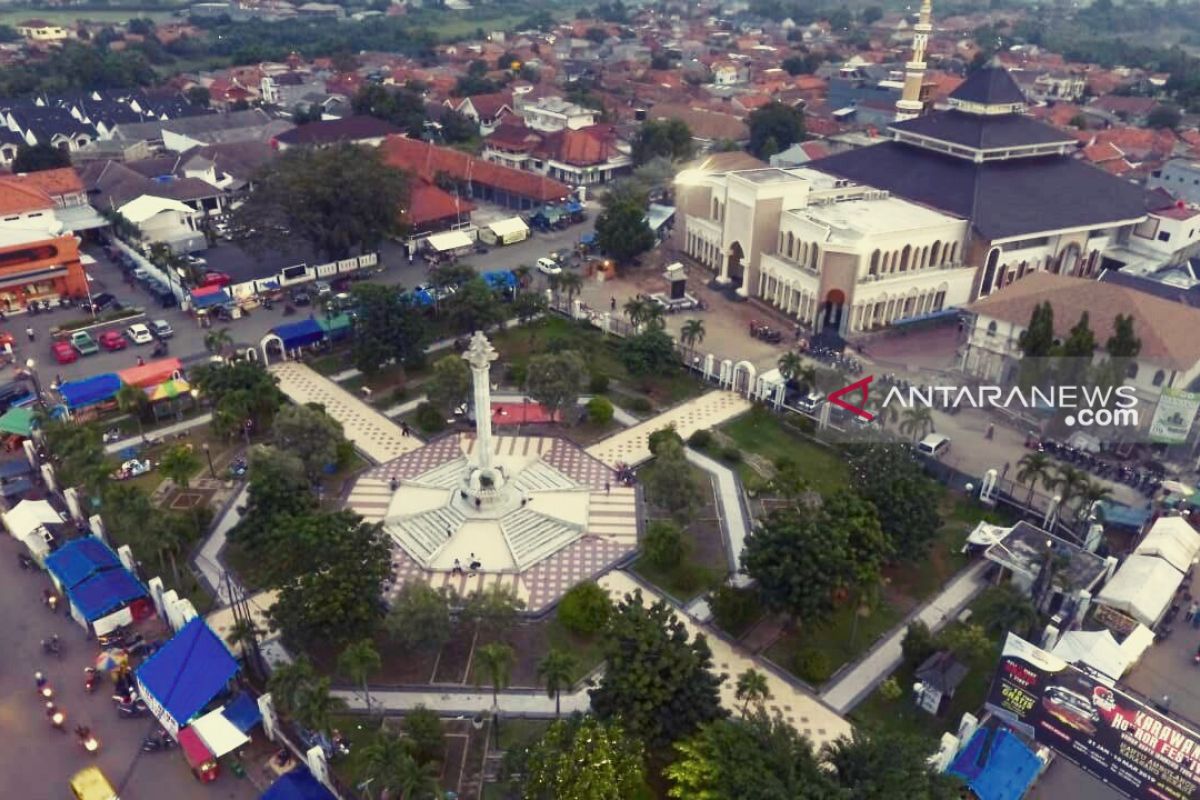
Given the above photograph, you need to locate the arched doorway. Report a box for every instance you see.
[731,360,757,395]
[822,289,846,332]
[727,241,745,288]
[979,248,999,296]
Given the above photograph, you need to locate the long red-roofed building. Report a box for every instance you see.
[379,135,572,210]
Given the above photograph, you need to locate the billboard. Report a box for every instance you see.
[1149,388,1200,444]
[986,633,1200,800]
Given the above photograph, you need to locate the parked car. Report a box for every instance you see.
[125,323,153,345]
[89,293,122,314]
[312,280,331,298]
[70,331,99,356]
[536,257,562,276]
[97,330,128,351]
[290,287,311,306]
[150,319,174,339]
[917,434,951,458]
[51,340,77,364]
[0,331,14,348]
[200,270,231,288]
[148,283,178,308]
[0,381,33,412]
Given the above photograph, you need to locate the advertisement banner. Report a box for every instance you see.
[986,633,1200,800]
[1149,388,1200,444]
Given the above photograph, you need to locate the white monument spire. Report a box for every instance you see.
[463,330,498,474]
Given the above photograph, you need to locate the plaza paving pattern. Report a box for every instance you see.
[268,362,422,463]
[584,390,752,467]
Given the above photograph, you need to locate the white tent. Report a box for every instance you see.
[1051,630,1128,680]
[425,230,473,252]
[3,499,61,540]
[1096,554,1184,627]
[117,195,194,225]
[1135,516,1200,573]
[189,707,249,757]
[485,217,530,245]
[966,521,1013,548]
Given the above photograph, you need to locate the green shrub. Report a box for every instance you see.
[403,704,445,765]
[557,581,612,635]
[588,372,610,394]
[710,585,762,634]
[629,397,653,413]
[506,364,527,386]
[901,621,937,669]
[794,648,832,684]
[414,402,446,434]
[644,520,686,570]
[687,429,714,449]
[878,676,903,702]
[720,446,743,463]
[586,395,614,424]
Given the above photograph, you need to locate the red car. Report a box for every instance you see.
[51,340,77,364]
[97,330,128,351]
[201,270,232,288]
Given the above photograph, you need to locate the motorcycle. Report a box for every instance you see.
[142,731,177,752]
[17,552,33,570]
[116,699,148,719]
[35,673,53,701]
[42,635,63,659]
[84,667,99,693]
[102,428,122,444]
[228,457,247,479]
[76,726,100,754]
[46,702,66,731]
[151,342,168,358]
[98,626,131,648]
[43,590,58,613]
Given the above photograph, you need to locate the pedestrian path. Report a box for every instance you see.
[332,685,590,717]
[585,391,751,468]
[597,570,852,750]
[104,413,213,454]
[819,560,991,713]
[269,362,422,464]
[194,483,249,604]
[685,446,750,573]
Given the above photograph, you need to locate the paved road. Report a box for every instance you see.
[0,535,256,800]
[7,222,592,389]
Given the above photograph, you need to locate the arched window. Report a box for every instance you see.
[980,248,1000,296]
[948,242,958,263]
[869,250,880,275]
[786,232,794,258]
[809,245,819,270]
[900,244,911,272]
[920,245,929,268]
[987,320,998,336]
[712,198,720,220]
[931,241,942,265]
[1126,362,1138,380]
[1153,369,1166,387]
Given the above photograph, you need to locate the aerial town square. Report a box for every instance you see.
[7,0,1200,797]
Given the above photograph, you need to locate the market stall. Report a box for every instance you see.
[136,617,239,736]
[5,498,64,564]
[118,358,184,389]
[58,373,122,411]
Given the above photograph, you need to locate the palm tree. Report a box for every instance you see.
[267,657,316,716]
[623,296,651,330]
[734,668,771,715]
[1074,479,1112,521]
[898,406,934,441]
[337,639,382,714]
[557,271,583,306]
[476,642,514,709]
[361,730,439,800]
[224,617,264,677]
[149,514,189,587]
[513,264,532,295]
[1053,464,1089,512]
[537,649,576,718]
[116,384,148,441]
[864,392,898,429]
[777,351,815,390]
[1016,452,1054,506]
[159,444,200,489]
[204,327,234,360]
[642,302,665,331]
[680,318,706,362]
[294,676,346,737]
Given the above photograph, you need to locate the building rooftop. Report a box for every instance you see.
[790,193,962,241]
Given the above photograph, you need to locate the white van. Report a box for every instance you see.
[917,433,951,458]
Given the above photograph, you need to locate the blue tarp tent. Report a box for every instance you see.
[1095,500,1152,531]
[45,536,121,589]
[483,270,516,291]
[59,374,122,409]
[272,319,324,350]
[949,727,1041,800]
[0,458,34,479]
[579,231,597,246]
[137,618,238,734]
[0,476,33,498]
[191,288,231,309]
[260,768,336,800]
[66,567,146,622]
[223,691,262,733]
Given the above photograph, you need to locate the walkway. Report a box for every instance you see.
[269,362,422,464]
[194,483,249,604]
[685,446,750,573]
[332,686,590,717]
[585,391,751,468]
[597,571,852,750]
[819,560,992,713]
[104,413,213,454]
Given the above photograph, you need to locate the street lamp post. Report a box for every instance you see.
[202,442,215,479]
[25,358,43,408]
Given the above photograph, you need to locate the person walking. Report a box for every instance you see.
[25,326,34,342]
[1187,602,1199,623]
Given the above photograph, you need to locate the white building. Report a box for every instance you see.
[515,96,596,133]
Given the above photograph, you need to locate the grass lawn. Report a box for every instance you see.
[119,426,237,493]
[720,408,850,495]
[765,600,907,687]
[631,554,722,603]
[543,617,605,683]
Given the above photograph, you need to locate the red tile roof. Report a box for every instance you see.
[406,179,475,227]
[380,135,570,203]
[461,91,513,120]
[0,177,52,215]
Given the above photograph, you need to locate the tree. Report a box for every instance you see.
[295,676,345,736]
[748,102,806,160]
[147,511,191,587]
[267,656,316,715]
[352,83,428,138]
[861,5,883,24]
[230,144,408,261]
[777,350,815,390]
[644,519,686,569]
[595,189,654,264]
[185,85,211,107]
[822,729,961,799]
[403,705,445,765]
[734,669,770,715]
[586,395,614,425]
[827,7,853,29]
[1018,301,1055,358]
[203,327,234,360]
[1106,313,1142,358]
[641,436,701,523]
[521,716,646,800]
[623,296,653,331]
[11,143,71,173]
[537,649,577,717]
[270,403,347,480]
[464,583,525,637]
[975,584,1038,638]
[1017,451,1054,505]
[620,328,676,376]
[901,621,938,669]
[1052,463,1089,510]
[446,276,505,333]
[269,511,393,648]
[116,383,149,440]
[741,490,887,624]
[350,282,426,375]
[439,108,479,144]
[514,291,547,329]
[159,444,201,489]
[590,590,726,750]
[361,730,440,799]
[556,581,612,635]
[427,354,471,414]
[551,270,583,306]
[385,581,453,651]
[224,617,265,675]
[679,318,706,361]
[1075,479,1111,520]
[667,712,837,799]
[846,446,942,560]
[1148,103,1182,129]
[526,351,584,423]
[191,360,284,439]
[898,406,934,441]
[229,445,315,581]
[337,638,382,714]
[631,118,695,165]
[476,642,515,709]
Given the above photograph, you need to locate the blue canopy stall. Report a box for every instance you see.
[272,319,325,350]
[0,458,34,479]
[59,374,122,409]
[949,726,1042,800]
[191,287,232,310]
[136,617,239,736]
[222,691,263,733]
[260,768,336,800]
[66,567,147,622]
[483,270,517,292]
[45,536,121,589]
